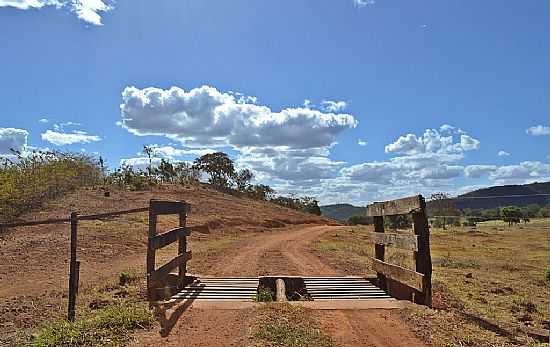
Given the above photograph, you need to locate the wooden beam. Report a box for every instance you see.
[151,227,190,250]
[373,216,386,291]
[413,207,432,307]
[362,232,418,251]
[150,199,188,215]
[366,195,423,217]
[150,251,192,284]
[372,258,424,292]
[178,210,188,279]
[146,208,157,301]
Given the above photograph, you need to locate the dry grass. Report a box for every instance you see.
[313,220,550,346]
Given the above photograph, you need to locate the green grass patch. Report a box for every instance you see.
[254,286,274,302]
[252,304,334,347]
[27,301,153,347]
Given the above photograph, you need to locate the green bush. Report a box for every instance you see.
[544,268,550,282]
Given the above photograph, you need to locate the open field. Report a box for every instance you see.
[312,219,550,346]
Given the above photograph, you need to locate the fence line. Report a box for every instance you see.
[0,207,150,229]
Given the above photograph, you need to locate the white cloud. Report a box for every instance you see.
[498,150,510,157]
[385,127,480,155]
[0,0,111,25]
[489,161,550,182]
[357,139,367,146]
[121,85,357,149]
[321,100,347,113]
[353,0,375,7]
[526,125,550,136]
[38,118,49,123]
[464,165,497,178]
[41,129,101,146]
[150,145,216,160]
[0,0,62,10]
[119,157,162,171]
[0,127,28,155]
[120,85,357,185]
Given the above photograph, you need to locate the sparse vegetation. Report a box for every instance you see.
[0,151,100,221]
[254,286,274,302]
[251,304,335,347]
[28,302,153,347]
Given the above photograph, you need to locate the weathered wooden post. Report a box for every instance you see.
[373,214,386,291]
[147,204,157,302]
[178,206,187,282]
[413,197,432,307]
[68,212,79,321]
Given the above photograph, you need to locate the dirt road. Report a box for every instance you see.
[136,225,425,347]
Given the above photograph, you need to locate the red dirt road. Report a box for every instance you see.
[136,225,426,347]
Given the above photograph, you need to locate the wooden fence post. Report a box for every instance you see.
[373,215,387,291]
[178,207,187,282]
[413,197,432,307]
[147,204,157,302]
[68,212,79,321]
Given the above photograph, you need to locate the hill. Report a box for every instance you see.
[320,203,365,221]
[454,181,550,209]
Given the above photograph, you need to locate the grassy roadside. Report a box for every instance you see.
[312,220,550,346]
[26,272,153,347]
[250,303,335,347]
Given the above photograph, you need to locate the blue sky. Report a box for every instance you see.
[1,0,549,205]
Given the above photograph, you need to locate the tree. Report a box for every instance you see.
[173,162,201,185]
[193,152,235,190]
[501,206,522,227]
[157,158,176,183]
[249,184,275,201]
[429,193,457,230]
[234,168,253,192]
[143,145,156,187]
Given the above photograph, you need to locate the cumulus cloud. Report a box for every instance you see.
[385,126,480,155]
[357,139,367,146]
[498,150,510,157]
[149,145,216,160]
[38,118,49,123]
[0,0,112,25]
[489,161,550,182]
[119,157,162,171]
[120,85,357,184]
[0,127,28,155]
[41,129,101,146]
[321,100,347,113]
[353,0,375,7]
[526,125,550,136]
[120,85,357,149]
[464,165,497,178]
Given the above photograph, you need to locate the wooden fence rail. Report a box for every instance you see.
[366,195,433,307]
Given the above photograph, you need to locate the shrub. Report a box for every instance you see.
[254,286,273,302]
[544,268,550,282]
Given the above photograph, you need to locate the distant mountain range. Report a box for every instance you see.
[321,181,550,221]
[320,204,365,222]
[454,181,550,209]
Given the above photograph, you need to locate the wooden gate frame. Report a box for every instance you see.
[366,195,432,307]
[147,199,192,301]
